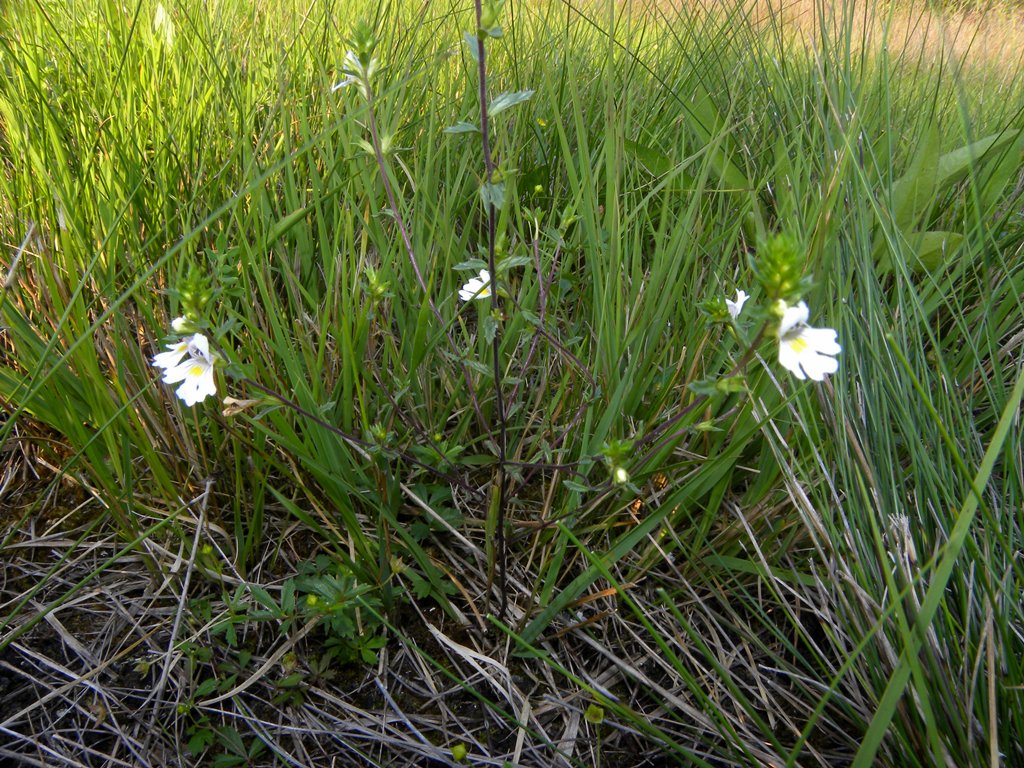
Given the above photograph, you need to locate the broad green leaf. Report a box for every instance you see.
[480,180,505,209]
[890,122,940,231]
[496,254,531,272]
[266,206,310,246]
[624,138,673,176]
[481,313,498,345]
[908,230,964,272]
[463,32,479,62]
[444,121,479,135]
[488,89,534,116]
[934,128,1021,191]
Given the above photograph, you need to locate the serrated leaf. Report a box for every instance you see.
[444,121,479,135]
[411,574,432,599]
[519,307,540,325]
[248,584,277,612]
[715,374,747,393]
[687,378,720,396]
[482,314,498,345]
[496,254,531,272]
[480,180,505,209]
[188,730,215,755]
[489,89,534,116]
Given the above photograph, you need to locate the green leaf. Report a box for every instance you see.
[481,314,498,345]
[188,729,215,755]
[480,180,505,209]
[453,257,488,271]
[195,678,219,697]
[496,254,531,272]
[687,377,720,396]
[715,375,747,394]
[562,479,589,493]
[934,128,1021,192]
[908,230,964,272]
[444,121,479,135]
[463,32,479,62]
[266,206,310,247]
[247,584,277,612]
[890,123,941,231]
[624,138,673,176]
[488,89,534,116]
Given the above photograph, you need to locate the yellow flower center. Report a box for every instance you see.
[788,336,809,354]
[189,365,205,376]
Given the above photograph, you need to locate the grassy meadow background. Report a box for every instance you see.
[1,0,1023,765]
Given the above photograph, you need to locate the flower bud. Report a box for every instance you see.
[751,232,806,302]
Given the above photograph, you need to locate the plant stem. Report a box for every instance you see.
[474,0,509,619]
[361,84,488,431]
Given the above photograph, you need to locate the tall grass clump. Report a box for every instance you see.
[1,0,1022,765]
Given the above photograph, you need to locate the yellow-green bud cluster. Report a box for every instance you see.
[364,266,389,302]
[701,295,731,323]
[751,233,806,303]
[349,20,378,69]
[177,266,213,321]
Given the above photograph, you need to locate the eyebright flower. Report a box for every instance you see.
[726,290,749,320]
[155,334,218,406]
[151,338,191,371]
[458,270,492,302]
[777,301,840,381]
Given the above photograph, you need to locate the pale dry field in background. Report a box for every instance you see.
[618,0,1024,80]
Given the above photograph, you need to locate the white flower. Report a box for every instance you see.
[153,3,175,49]
[777,301,840,381]
[726,290,749,319]
[458,270,492,302]
[171,316,190,333]
[159,334,218,406]
[151,338,190,370]
[612,467,630,485]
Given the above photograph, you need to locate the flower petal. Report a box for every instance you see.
[458,270,492,302]
[151,340,189,370]
[187,333,212,362]
[726,289,749,319]
[799,327,841,355]
[778,301,810,338]
[801,350,840,381]
[162,358,202,384]
[778,339,808,380]
[175,366,217,406]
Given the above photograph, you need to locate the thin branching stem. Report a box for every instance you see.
[361,85,488,430]
[473,1,509,620]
